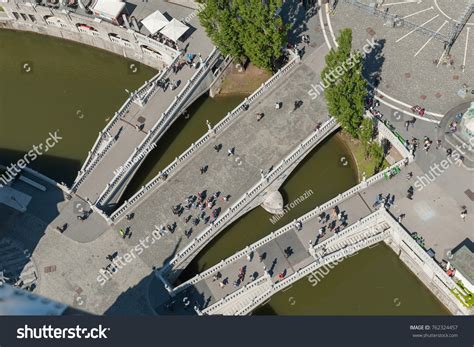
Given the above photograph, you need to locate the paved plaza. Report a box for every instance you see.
[328,0,473,117]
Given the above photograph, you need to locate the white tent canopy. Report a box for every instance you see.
[159,18,189,42]
[92,0,126,20]
[141,10,169,35]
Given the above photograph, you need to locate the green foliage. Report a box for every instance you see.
[321,29,367,137]
[199,0,288,70]
[368,142,384,171]
[359,117,374,157]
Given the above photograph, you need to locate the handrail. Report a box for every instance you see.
[203,214,390,315]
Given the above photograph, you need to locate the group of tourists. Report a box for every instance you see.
[170,190,230,239]
[316,205,347,241]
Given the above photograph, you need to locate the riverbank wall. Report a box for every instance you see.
[0,2,179,70]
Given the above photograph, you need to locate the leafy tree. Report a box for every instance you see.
[236,0,288,70]
[369,142,384,171]
[198,0,288,70]
[359,117,374,157]
[321,29,367,136]
[199,0,243,59]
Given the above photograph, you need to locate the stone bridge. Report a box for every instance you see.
[164,174,469,316]
[71,47,227,207]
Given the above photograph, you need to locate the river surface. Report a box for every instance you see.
[0,29,448,315]
[0,29,156,184]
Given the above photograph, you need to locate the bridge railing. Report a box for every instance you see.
[201,276,270,315]
[172,158,408,292]
[380,210,457,288]
[204,214,389,315]
[71,98,133,192]
[71,138,117,192]
[96,47,220,206]
[236,210,466,316]
[163,118,339,270]
[71,55,184,193]
[109,52,301,221]
[235,222,391,315]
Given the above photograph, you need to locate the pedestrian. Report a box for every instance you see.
[256,112,264,121]
[405,121,410,131]
[446,148,452,157]
[435,140,441,150]
[227,147,234,156]
[397,214,405,223]
[406,172,413,180]
[119,229,125,238]
[293,100,302,111]
[460,206,467,221]
[275,102,281,109]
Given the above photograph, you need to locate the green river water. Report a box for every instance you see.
[0,29,449,315]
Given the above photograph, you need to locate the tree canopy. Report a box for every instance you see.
[199,0,288,70]
[321,29,367,137]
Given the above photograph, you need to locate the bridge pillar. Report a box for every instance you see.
[261,190,284,215]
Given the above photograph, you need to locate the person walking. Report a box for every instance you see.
[460,206,467,222]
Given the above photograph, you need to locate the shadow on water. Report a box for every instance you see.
[0,148,81,186]
[0,29,156,186]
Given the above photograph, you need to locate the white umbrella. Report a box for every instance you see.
[141,10,170,35]
[160,18,189,42]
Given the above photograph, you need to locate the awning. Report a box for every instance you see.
[92,0,126,20]
[141,10,170,35]
[159,18,189,42]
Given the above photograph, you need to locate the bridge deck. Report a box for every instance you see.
[113,46,332,274]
